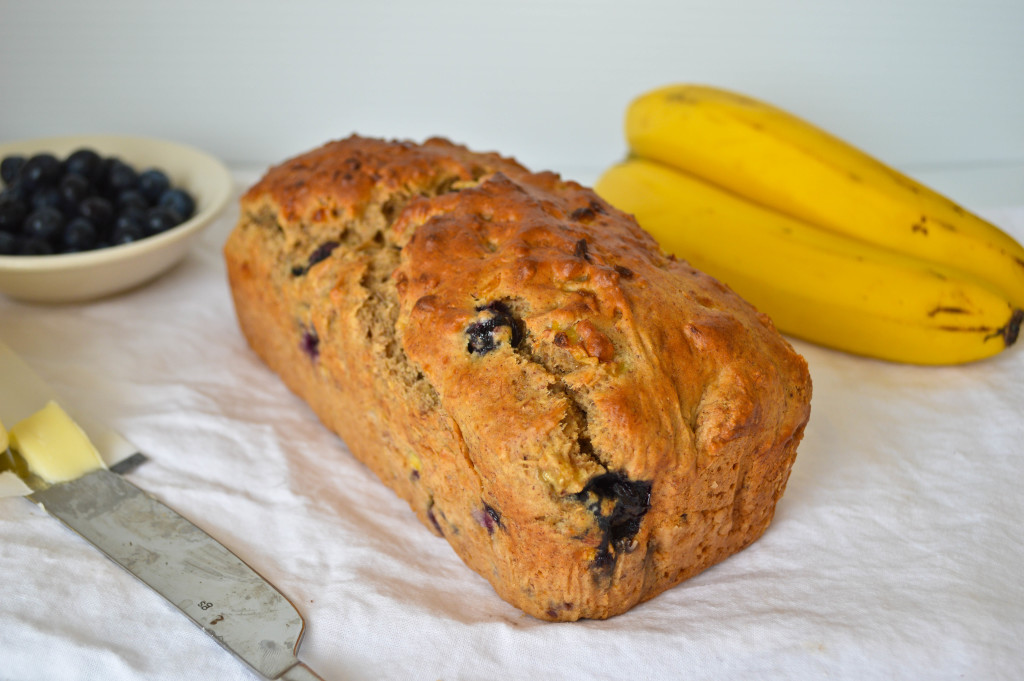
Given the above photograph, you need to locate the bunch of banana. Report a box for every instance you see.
[595,84,1024,365]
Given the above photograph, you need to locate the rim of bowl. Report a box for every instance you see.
[0,134,233,272]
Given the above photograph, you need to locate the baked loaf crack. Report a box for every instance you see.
[224,135,812,621]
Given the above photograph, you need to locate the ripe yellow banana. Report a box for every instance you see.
[624,84,1024,309]
[595,158,1022,365]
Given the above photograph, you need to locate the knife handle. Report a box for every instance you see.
[279,661,325,681]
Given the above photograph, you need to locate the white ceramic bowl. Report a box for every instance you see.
[0,134,232,303]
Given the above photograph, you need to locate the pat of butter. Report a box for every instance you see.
[9,401,106,484]
[0,416,8,453]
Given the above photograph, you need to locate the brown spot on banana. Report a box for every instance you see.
[1000,309,1023,346]
[665,92,698,104]
[981,309,1023,347]
[927,306,969,317]
[940,326,997,333]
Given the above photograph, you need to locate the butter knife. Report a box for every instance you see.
[1,340,323,681]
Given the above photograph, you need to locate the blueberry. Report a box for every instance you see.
[116,189,150,213]
[64,149,102,182]
[19,237,54,255]
[0,200,27,233]
[0,231,18,254]
[474,503,503,535]
[0,149,196,256]
[426,504,443,535]
[573,238,590,261]
[106,160,138,194]
[59,173,92,207]
[1,155,26,185]
[19,153,62,191]
[61,217,97,252]
[94,157,117,192]
[22,207,65,245]
[466,301,522,354]
[0,181,29,205]
[110,214,145,244]
[574,472,652,572]
[143,207,179,236]
[300,326,319,360]
[117,203,146,222]
[137,169,170,203]
[158,188,195,221]
[77,196,114,229]
[30,186,64,212]
[291,241,341,276]
[307,240,338,268]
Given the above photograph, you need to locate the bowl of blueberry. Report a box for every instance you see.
[0,134,232,303]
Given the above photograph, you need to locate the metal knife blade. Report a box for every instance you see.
[1,339,324,680]
[29,471,322,680]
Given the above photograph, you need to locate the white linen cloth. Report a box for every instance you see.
[1,171,1022,681]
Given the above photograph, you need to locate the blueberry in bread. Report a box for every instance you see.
[224,136,812,621]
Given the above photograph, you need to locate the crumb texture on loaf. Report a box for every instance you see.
[224,135,812,621]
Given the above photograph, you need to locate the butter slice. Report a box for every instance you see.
[9,401,106,484]
[0,416,8,453]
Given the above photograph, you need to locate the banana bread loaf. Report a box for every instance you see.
[224,135,812,621]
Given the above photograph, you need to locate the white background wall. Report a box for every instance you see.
[2,0,1023,204]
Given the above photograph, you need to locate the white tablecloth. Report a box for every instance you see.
[1,171,1022,681]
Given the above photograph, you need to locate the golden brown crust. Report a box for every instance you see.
[224,135,811,621]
